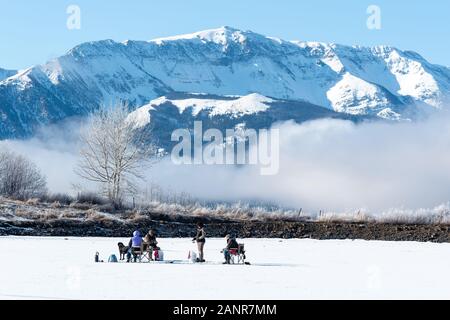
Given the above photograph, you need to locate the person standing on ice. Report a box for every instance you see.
[192,222,206,262]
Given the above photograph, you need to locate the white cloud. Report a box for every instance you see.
[151,113,450,212]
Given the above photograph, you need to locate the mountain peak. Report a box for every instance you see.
[150,26,253,45]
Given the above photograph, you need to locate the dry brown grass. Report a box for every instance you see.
[126,210,149,222]
[4,195,450,226]
[25,198,40,206]
[39,210,60,221]
[59,210,86,220]
[14,208,61,221]
[13,208,34,220]
[69,202,93,211]
[51,201,62,209]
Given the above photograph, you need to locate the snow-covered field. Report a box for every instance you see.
[1,237,449,300]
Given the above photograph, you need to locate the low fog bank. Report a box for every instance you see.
[0,118,91,194]
[2,112,450,214]
[152,114,450,212]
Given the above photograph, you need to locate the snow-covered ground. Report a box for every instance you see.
[0,237,449,300]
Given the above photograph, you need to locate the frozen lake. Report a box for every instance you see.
[0,237,449,300]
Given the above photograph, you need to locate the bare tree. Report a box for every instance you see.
[75,103,156,206]
[0,150,47,199]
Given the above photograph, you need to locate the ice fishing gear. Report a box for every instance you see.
[188,250,197,263]
[108,254,118,263]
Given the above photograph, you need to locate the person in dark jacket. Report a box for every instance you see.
[222,234,239,264]
[143,229,159,261]
[192,222,206,262]
[127,230,143,262]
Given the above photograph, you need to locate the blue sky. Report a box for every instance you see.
[0,0,449,69]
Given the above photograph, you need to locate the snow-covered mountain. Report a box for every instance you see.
[0,68,16,81]
[127,92,363,150]
[1,26,450,139]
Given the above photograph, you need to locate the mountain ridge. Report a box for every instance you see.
[127,92,367,150]
[0,68,17,81]
[1,26,449,139]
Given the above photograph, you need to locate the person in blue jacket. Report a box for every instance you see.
[127,230,143,262]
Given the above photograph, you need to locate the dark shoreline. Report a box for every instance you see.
[1,219,449,243]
